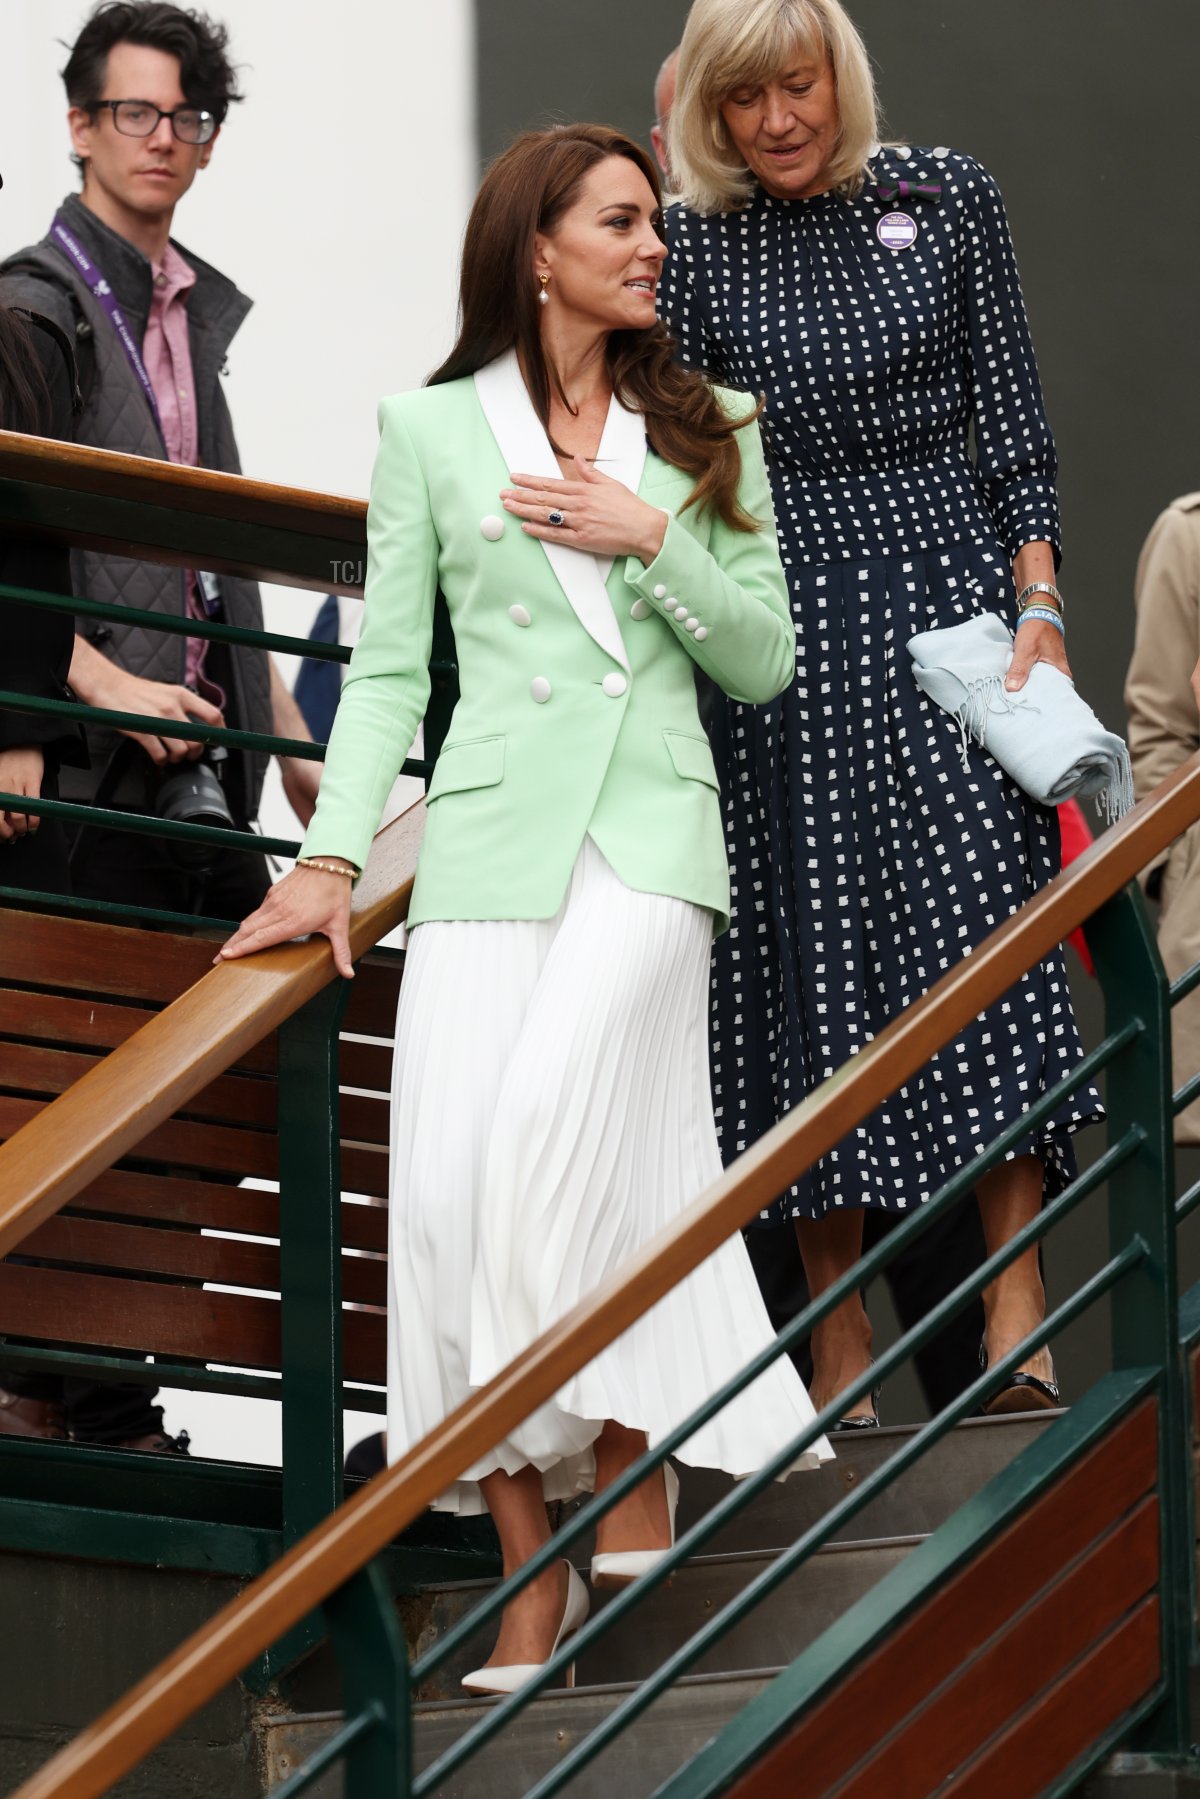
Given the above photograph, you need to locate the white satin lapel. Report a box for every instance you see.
[592,388,648,587]
[473,349,630,673]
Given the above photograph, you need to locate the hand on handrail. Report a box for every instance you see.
[215,863,355,979]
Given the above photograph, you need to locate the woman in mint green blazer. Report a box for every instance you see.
[220,123,830,1694]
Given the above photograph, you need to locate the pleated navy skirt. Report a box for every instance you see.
[708,538,1104,1223]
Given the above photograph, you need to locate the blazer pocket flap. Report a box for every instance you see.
[426,735,505,802]
[664,730,720,790]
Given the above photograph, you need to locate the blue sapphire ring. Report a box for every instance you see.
[547,508,566,527]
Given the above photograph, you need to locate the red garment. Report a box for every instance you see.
[1057,798,1096,975]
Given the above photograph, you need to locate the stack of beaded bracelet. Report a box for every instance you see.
[1016,581,1065,637]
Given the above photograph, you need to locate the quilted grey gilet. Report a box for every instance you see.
[0,194,271,814]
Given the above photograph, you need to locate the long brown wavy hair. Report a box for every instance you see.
[429,123,762,532]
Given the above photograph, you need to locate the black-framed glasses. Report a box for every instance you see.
[93,99,217,145]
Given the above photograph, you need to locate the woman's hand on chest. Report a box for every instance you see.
[500,453,667,565]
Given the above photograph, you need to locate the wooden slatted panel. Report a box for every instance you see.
[0,991,393,1090]
[833,1498,1160,1798]
[0,1041,278,1129]
[0,1103,390,1184]
[66,1168,283,1235]
[1,1047,389,1140]
[0,1096,277,1177]
[334,1092,390,1145]
[338,1037,392,1091]
[0,986,278,1075]
[0,911,403,1015]
[0,1040,389,1142]
[18,1216,387,1308]
[0,912,215,1003]
[945,1597,1161,1797]
[0,1265,386,1383]
[61,1171,388,1253]
[340,1144,388,1198]
[0,885,401,1382]
[727,1401,1159,1799]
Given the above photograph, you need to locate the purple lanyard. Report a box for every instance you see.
[50,210,164,439]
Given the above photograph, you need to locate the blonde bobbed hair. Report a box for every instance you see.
[669,0,881,214]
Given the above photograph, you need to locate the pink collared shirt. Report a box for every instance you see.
[142,242,221,699]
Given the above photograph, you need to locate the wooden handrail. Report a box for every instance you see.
[12,754,1200,1799]
[0,795,425,1262]
[0,429,367,594]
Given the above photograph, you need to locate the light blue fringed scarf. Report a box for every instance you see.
[907,613,1134,825]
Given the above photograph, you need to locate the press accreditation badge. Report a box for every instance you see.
[877,210,918,251]
[197,569,223,616]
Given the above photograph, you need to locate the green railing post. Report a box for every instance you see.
[324,1562,413,1798]
[1088,882,1191,1753]
[259,980,352,1682]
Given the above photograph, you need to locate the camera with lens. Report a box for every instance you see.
[153,741,235,871]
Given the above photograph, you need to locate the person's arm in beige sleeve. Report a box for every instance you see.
[1125,499,1200,876]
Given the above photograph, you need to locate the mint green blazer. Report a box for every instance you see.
[299,349,795,934]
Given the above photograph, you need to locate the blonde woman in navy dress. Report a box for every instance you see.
[660,0,1102,1424]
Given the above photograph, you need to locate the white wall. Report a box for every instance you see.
[2,0,476,1461]
[3,0,475,487]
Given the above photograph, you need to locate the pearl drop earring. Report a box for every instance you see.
[538,273,550,307]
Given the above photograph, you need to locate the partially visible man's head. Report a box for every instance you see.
[63,2,241,215]
[651,47,681,187]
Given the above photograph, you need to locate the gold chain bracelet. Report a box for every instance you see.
[297,857,358,880]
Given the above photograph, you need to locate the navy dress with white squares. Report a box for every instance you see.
[659,146,1102,1222]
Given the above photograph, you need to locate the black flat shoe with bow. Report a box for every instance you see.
[978,1344,1060,1416]
[830,1382,882,1432]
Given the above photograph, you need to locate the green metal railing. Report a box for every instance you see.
[0,575,442,927]
[197,861,1195,1799]
[1169,946,1200,1690]
[4,426,1200,1795]
[0,441,475,1601]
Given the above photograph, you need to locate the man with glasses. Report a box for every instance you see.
[0,1,317,1454]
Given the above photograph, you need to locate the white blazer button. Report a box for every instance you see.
[653,583,667,599]
[896,145,911,160]
[933,145,950,159]
[508,604,532,627]
[602,672,628,698]
[480,514,505,541]
[673,604,688,621]
[630,598,651,620]
[694,626,709,642]
[531,676,552,703]
[663,593,677,607]
[685,617,699,632]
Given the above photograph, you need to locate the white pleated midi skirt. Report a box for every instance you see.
[387,835,833,1514]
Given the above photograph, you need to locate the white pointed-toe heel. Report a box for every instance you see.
[590,1461,680,1590]
[460,1560,590,1697]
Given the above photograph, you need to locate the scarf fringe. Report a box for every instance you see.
[951,676,1135,826]
[1098,746,1136,827]
[951,675,1021,772]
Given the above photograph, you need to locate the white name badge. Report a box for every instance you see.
[877,210,918,251]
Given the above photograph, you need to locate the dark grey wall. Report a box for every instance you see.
[476,0,1200,1416]
[477,0,1200,736]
